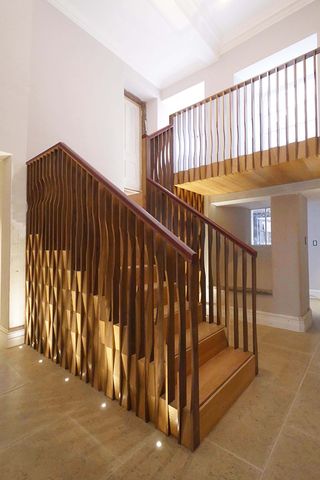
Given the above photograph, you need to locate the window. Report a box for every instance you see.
[251,208,271,246]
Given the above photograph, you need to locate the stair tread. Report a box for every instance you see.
[174,322,224,353]
[185,348,252,408]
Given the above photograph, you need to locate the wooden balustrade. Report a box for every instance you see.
[25,142,201,450]
[149,47,320,186]
[146,177,258,373]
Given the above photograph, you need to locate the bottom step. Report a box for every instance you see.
[169,351,256,450]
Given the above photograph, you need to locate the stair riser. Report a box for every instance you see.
[169,356,256,449]
[175,329,228,377]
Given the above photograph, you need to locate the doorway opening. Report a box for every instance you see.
[123,90,146,195]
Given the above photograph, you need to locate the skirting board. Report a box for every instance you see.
[310,289,320,300]
[255,308,313,332]
[0,325,24,348]
[224,307,313,332]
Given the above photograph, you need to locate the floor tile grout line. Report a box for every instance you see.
[260,340,319,476]
[208,439,263,473]
[0,412,71,453]
[0,382,30,398]
[260,339,320,357]
[287,423,320,443]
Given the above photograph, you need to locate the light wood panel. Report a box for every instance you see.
[175,137,320,195]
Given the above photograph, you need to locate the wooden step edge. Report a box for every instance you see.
[174,324,226,359]
[199,355,255,441]
[172,355,256,449]
[199,350,253,407]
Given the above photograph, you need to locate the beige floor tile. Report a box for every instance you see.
[106,436,261,480]
[309,344,320,374]
[0,362,27,395]
[207,376,294,469]
[258,342,310,391]
[262,426,320,480]
[286,371,320,439]
[0,370,109,450]
[260,326,320,355]
[0,416,120,480]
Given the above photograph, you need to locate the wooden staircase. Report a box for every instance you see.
[25,142,258,451]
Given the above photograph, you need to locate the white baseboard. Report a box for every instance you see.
[225,307,313,332]
[255,308,313,332]
[0,325,24,348]
[310,289,320,299]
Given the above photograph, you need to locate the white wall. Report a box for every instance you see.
[0,0,33,330]
[160,1,320,102]
[308,199,320,293]
[0,0,159,333]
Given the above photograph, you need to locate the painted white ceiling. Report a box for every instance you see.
[47,0,314,89]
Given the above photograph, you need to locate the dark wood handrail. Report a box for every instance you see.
[170,46,320,118]
[147,177,257,257]
[145,124,173,140]
[27,142,197,263]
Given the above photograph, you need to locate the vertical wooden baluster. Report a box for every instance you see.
[268,71,271,165]
[199,104,203,178]
[224,237,229,333]
[154,238,166,431]
[244,84,247,170]
[145,226,154,422]
[177,114,181,178]
[209,98,215,177]
[200,221,206,320]
[215,231,221,325]
[285,64,289,161]
[236,86,240,172]
[233,243,239,349]
[192,107,197,180]
[276,67,280,163]
[251,78,255,167]
[229,91,233,164]
[177,254,186,444]
[119,205,128,406]
[166,247,176,405]
[189,256,200,451]
[216,96,219,173]
[222,93,226,173]
[208,228,214,324]
[294,59,298,158]
[314,52,319,154]
[188,108,192,182]
[204,102,208,172]
[252,255,258,374]
[242,250,248,352]
[136,220,146,418]
[303,55,308,156]
[259,76,263,167]
[184,111,188,179]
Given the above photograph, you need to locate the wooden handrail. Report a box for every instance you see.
[170,46,320,118]
[27,142,197,263]
[147,177,257,257]
[146,124,173,140]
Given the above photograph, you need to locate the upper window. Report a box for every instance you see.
[251,208,271,246]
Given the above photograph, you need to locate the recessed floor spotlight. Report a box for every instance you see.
[64,377,70,382]
[156,440,162,448]
[101,402,107,409]
[38,359,43,364]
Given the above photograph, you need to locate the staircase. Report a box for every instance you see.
[25,141,257,449]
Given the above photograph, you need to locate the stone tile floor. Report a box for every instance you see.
[1,301,320,479]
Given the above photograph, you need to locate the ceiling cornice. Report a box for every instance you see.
[219,0,316,56]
